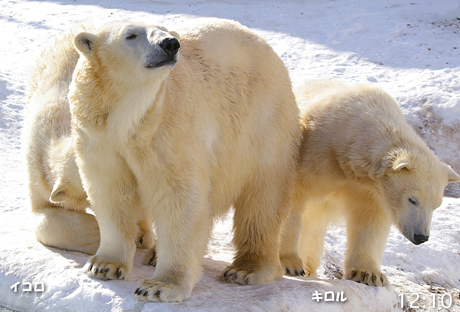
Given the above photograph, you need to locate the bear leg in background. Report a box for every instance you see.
[279,189,306,276]
[32,198,99,255]
[297,201,331,277]
[141,246,157,266]
[27,107,100,255]
[29,144,100,255]
[343,190,391,289]
[136,216,155,249]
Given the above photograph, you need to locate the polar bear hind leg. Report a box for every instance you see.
[222,170,289,285]
[32,196,100,255]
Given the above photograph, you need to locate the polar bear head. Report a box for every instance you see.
[380,150,460,245]
[74,21,180,84]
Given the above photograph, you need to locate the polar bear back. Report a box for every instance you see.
[296,80,437,184]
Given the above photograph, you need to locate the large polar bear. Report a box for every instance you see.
[279,80,460,289]
[68,19,300,302]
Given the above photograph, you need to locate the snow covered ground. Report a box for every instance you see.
[1,0,460,311]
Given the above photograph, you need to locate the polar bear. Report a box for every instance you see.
[69,19,300,302]
[279,80,460,289]
[25,26,155,255]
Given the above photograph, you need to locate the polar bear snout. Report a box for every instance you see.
[401,226,431,246]
[398,203,433,246]
[401,220,431,245]
[413,234,429,245]
[160,37,180,56]
[144,37,180,69]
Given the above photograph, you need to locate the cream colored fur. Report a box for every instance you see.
[69,19,300,302]
[280,80,460,289]
[25,26,155,255]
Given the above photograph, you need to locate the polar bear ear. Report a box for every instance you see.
[375,151,412,176]
[392,158,412,172]
[444,163,460,183]
[74,32,97,56]
[169,30,180,40]
[391,153,413,172]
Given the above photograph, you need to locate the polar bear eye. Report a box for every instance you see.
[408,197,419,206]
[126,34,137,40]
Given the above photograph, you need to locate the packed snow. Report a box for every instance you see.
[1,0,460,311]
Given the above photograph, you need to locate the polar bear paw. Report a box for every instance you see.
[280,253,306,276]
[345,268,389,289]
[85,256,128,280]
[135,280,191,302]
[221,261,283,285]
[141,246,157,266]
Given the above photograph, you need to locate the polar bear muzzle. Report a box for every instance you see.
[145,37,180,68]
[398,203,432,246]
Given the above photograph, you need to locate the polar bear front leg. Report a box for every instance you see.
[343,194,391,290]
[87,210,138,280]
[75,136,140,281]
[135,190,211,302]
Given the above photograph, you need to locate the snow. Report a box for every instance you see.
[1,0,460,311]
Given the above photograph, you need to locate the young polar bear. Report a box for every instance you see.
[69,19,300,302]
[279,80,460,289]
[25,27,155,255]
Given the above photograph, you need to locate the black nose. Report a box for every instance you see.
[413,234,429,245]
[160,38,180,56]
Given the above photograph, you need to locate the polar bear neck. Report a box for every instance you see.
[106,80,166,144]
